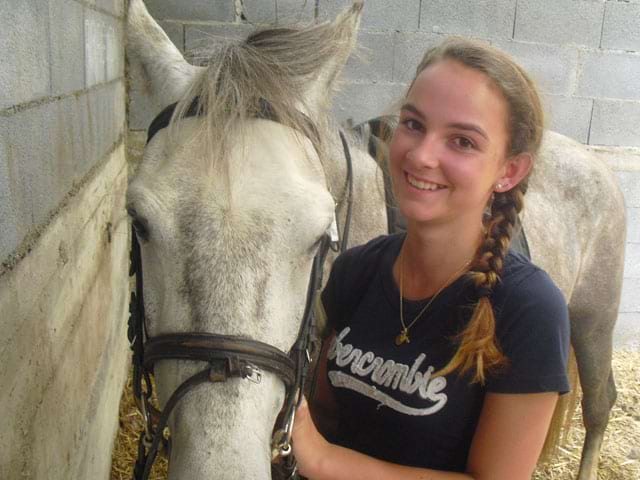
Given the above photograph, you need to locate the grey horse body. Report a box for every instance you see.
[126,1,625,479]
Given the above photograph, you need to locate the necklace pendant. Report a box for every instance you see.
[395,329,410,346]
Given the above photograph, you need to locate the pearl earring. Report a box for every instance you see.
[496,182,508,190]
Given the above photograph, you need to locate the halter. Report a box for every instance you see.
[128,97,354,480]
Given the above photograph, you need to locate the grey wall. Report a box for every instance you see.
[131,0,640,149]
[1,0,125,264]
[0,1,130,478]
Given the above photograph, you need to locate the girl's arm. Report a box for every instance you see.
[465,391,558,479]
[307,332,340,439]
[294,389,558,480]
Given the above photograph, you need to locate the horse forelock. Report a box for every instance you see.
[167,16,356,179]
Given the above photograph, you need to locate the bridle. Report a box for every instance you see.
[128,97,354,480]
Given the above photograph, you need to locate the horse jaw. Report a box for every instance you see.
[127,0,204,107]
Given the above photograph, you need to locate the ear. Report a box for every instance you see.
[494,152,533,193]
[304,1,363,114]
[127,0,204,106]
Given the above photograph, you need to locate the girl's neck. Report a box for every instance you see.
[396,219,483,300]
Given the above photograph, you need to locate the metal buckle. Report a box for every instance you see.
[271,428,292,460]
[139,398,154,448]
[243,364,262,384]
[272,390,298,459]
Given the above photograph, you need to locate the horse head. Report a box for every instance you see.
[125,1,383,478]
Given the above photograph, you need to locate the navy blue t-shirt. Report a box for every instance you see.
[321,234,570,472]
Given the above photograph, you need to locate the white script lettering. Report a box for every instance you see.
[328,327,448,415]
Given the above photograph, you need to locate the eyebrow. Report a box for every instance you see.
[400,103,489,141]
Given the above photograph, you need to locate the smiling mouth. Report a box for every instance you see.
[406,173,447,191]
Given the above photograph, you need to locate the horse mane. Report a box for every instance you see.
[169,18,357,175]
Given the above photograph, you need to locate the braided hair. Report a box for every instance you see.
[410,38,544,383]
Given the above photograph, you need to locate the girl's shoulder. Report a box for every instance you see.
[322,234,402,332]
[334,233,403,265]
[487,252,571,394]
[497,251,565,306]
[328,233,402,284]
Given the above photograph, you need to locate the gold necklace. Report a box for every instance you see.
[396,247,471,346]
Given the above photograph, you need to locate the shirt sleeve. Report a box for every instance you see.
[486,269,571,395]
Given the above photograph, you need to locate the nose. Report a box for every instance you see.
[407,135,440,169]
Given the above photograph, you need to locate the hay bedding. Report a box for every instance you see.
[111,349,640,479]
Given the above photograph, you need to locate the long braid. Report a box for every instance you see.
[436,185,526,384]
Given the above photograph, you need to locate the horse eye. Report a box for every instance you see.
[127,207,150,241]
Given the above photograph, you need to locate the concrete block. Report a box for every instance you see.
[602,1,640,51]
[0,140,22,261]
[392,31,445,83]
[420,0,516,40]
[276,0,316,23]
[65,94,93,182]
[0,1,50,109]
[145,0,235,22]
[590,99,640,147]
[577,51,640,101]
[543,94,593,144]
[0,81,125,259]
[49,0,85,96]
[628,207,640,244]
[620,276,640,312]
[85,9,107,87]
[613,312,640,349]
[243,0,276,24]
[97,0,125,17]
[86,82,126,168]
[127,60,164,131]
[105,15,125,82]
[0,102,63,236]
[185,22,254,62]
[344,31,394,83]
[159,20,185,51]
[616,170,640,207]
[494,40,579,96]
[514,0,604,47]
[127,92,158,132]
[623,242,640,279]
[319,0,421,31]
[333,81,406,125]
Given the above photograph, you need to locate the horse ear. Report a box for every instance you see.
[305,1,364,114]
[127,0,204,107]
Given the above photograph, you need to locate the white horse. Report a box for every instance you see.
[126,1,626,479]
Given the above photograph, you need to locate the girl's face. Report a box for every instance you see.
[390,59,520,230]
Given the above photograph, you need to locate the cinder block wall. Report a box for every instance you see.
[129,0,640,345]
[131,0,640,149]
[0,1,130,479]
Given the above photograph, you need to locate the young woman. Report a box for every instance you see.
[291,38,570,480]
